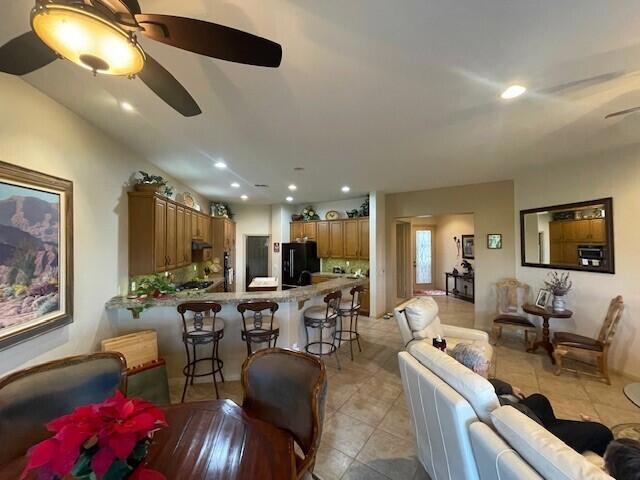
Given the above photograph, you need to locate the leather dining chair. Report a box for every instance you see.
[0,352,127,465]
[553,295,624,384]
[241,348,327,480]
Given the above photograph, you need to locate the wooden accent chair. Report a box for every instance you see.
[0,352,126,465]
[241,348,327,480]
[552,295,624,384]
[491,278,537,349]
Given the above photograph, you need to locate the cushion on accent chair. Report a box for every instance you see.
[408,341,500,424]
[490,406,614,480]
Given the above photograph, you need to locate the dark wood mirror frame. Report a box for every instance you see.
[520,197,614,274]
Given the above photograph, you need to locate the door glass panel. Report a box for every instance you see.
[415,230,432,284]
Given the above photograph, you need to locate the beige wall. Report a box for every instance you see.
[0,76,206,376]
[514,146,640,377]
[385,181,515,330]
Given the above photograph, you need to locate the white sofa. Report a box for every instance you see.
[394,297,493,362]
[399,342,613,480]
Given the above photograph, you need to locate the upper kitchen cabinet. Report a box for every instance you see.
[212,217,236,259]
[316,221,330,258]
[303,222,317,241]
[291,222,304,242]
[290,218,370,259]
[358,218,369,258]
[343,220,359,258]
[329,221,345,257]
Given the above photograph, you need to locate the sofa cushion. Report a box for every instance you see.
[404,297,444,340]
[491,406,613,480]
[408,341,499,424]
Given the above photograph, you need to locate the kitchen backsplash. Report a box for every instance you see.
[129,261,220,292]
[321,258,369,274]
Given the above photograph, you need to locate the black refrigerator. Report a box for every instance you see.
[282,242,320,289]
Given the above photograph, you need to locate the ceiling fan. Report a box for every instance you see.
[604,106,640,120]
[0,0,282,116]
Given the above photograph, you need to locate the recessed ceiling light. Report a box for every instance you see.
[500,85,527,100]
[294,167,305,171]
[241,194,248,200]
[341,186,351,193]
[214,160,227,169]
[288,184,297,191]
[230,182,240,188]
[121,101,134,112]
[286,196,294,202]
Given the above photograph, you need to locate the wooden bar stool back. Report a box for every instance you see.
[177,301,225,402]
[335,284,365,361]
[237,301,280,356]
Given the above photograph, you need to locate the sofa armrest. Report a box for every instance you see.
[442,324,490,343]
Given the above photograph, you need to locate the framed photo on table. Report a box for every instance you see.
[0,161,73,351]
[535,288,551,309]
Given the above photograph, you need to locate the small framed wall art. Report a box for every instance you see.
[487,233,502,249]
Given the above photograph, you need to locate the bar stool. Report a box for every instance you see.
[303,290,342,369]
[335,285,365,361]
[237,301,280,356]
[177,302,225,402]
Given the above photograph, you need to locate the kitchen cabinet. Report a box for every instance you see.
[316,222,330,258]
[358,219,369,259]
[290,218,370,259]
[184,209,192,265]
[329,221,344,257]
[153,197,167,272]
[548,218,606,266]
[177,206,185,267]
[165,202,177,270]
[343,220,359,258]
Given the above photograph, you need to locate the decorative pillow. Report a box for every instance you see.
[491,406,613,480]
[403,297,444,340]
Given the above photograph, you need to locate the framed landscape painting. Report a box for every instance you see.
[0,161,73,350]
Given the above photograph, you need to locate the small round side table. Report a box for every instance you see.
[624,383,640,408]
[523,303,573,364]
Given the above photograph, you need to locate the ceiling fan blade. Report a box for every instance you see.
[138,54,202,117]
[135,14,282,67]
[604,106,640,119]
[121,0,141,14]
[0,31,57,75]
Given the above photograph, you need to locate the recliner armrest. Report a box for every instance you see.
[442,324,490,342]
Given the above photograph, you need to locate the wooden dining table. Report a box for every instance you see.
[0,400,296,480]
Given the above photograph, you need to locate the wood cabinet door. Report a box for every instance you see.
[191,211,198,239]
[303,222,317,241]
[589,218,606,243]
[561,221,577,241]
[343,220,359,258]
[573,220,591,243]
[290,222,304,242]
[329,221,344,257]
[316,222,330,258]
[550,242,563,264]
[184,209,192,264]
[224,220,235,251]
[176,206,185,266]
[165,202,177,270]
[358,219,369,258]
[154,198,167,272]
[549,222,563,242]
[562,242,579,266]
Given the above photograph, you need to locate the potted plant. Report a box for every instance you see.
[21,391,167,480]
[301,206,320,221]
[134,171,174,198]
[545,271,572,311]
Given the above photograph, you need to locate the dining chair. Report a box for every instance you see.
[0,352,127,465]
[552,295,624,384]
[491,278,537,349]
[241,348,327,480]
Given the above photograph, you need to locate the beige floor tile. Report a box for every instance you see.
[593,403,640,428]
[339,388,397,427]
[322,412,375,457]
[358,376,403,403]
[582,381,638,413]
[341,460,390,480]
[314,444,354,480]
[543,395,602,422]
[538,376,590,401]
[327,380,360,411]
[357,429,418,480]
[378,400,413,439]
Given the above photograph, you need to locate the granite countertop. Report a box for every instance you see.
[106,276,367,310]
[312,272,369,280]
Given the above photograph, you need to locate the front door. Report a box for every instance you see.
[412,225,435,293]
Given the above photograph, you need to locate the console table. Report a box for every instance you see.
[445,272,475,303]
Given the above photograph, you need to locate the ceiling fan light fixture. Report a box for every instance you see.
[31,3,145,76]
[500,84,526,100]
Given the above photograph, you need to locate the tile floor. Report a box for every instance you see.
[169,296,640,480]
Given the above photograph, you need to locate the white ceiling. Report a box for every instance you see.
[3,1,640,204]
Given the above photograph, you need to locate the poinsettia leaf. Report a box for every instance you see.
[103,460,131,480]
[130,440,150,462]
[71,451,93,476]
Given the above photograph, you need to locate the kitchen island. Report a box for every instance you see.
[105,276,366,380]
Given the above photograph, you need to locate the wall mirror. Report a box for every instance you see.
[520,198,614,274]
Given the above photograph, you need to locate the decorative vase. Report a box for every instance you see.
[552,295,566,312]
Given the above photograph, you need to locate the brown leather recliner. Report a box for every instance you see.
[0,352,127,464]
[241,348,327,480]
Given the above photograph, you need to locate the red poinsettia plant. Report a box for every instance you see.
[21,391,168,480]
